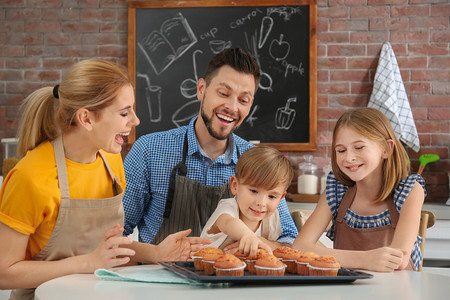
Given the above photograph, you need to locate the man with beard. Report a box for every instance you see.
[123,48,298,253]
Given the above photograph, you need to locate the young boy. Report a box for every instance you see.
[200,146,294,258]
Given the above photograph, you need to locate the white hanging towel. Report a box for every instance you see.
[368,42,420,152]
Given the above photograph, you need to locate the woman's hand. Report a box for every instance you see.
[86,224,135,272]
[364,247,404,272]
[156,229,212,261]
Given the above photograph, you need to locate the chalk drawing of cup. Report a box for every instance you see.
[180,49,203,99]
[209,40,232,54]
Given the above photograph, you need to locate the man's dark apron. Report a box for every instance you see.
[333,186,414,270]
[10,136,124,300]
[153,133,239,244]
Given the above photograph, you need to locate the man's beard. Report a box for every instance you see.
[200,99,240,141]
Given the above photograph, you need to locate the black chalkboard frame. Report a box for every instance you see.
[128,0,317,151]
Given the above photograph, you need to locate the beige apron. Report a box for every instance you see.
[333,186,414,270]
[10,136,124,300]
[153,133,239,244]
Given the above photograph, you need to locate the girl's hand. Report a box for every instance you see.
[156,229,212,261]
[395,250,410,270]
[364,247,404,272]
[87,224,135,272]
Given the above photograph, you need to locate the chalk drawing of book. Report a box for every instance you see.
[138,13,197,75]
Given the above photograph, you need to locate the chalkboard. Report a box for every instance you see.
[128,0,317,151]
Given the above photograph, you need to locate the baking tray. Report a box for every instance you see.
[159,261,373,284]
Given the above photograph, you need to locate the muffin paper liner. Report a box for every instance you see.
[254,264,287,271]
[307,265,340,271]
[214,262,247,272]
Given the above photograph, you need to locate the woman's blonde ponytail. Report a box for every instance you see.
[17,87,59,158]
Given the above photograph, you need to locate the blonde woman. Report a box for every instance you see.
[0,59,209,299]
[292,107,425,272]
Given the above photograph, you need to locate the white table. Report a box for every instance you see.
[35,266,450,300]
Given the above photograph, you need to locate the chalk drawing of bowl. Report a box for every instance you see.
[172,100,200,128]
[180,78,197,99]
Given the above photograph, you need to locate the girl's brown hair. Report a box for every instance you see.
[331,107,410,202]
[17,59,131,157]
[235,146,294,191]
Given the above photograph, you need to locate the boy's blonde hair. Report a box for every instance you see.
[235,146,294,191]
[331,107,410,202]
[17,59,131,158]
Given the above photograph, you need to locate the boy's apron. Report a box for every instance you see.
[10,135,124,300]
[333,186,414,270]
[153,133,239,244]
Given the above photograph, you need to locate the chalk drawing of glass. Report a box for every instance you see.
[137,73,162,122]
[138,13,197,75]
[180,49,203,99]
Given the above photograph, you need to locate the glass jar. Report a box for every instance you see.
[1,138,18,160]
[297,155,319,195]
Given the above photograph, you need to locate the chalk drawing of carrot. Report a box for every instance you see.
[258,16,273,49]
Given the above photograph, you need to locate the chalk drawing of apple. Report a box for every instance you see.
[269,34,290,61]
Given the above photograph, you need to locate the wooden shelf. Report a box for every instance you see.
[286,193,320,203]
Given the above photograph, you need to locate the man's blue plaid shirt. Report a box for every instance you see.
[123,117,298,244]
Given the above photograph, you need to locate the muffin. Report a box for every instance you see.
[308,255,341,276]
[296,252,319,275]
[233,250,248,270]
[192,247,221,271]
[214,254,246,276]
[246,249,270,274]
[201,248,225,275]
[273,246,293,261]
[282,249,303,274]
[255,254,286,276]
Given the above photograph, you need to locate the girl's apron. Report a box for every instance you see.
[333,186,414,270]
[10,136,124,300]
[153,133,239,244]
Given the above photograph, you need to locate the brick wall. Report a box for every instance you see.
[0,0,448,202]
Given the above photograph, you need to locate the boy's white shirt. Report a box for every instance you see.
[200,197,282,248]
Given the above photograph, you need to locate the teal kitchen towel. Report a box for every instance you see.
[95,264,201,285]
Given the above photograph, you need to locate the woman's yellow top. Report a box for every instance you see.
[0,141,126,259]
